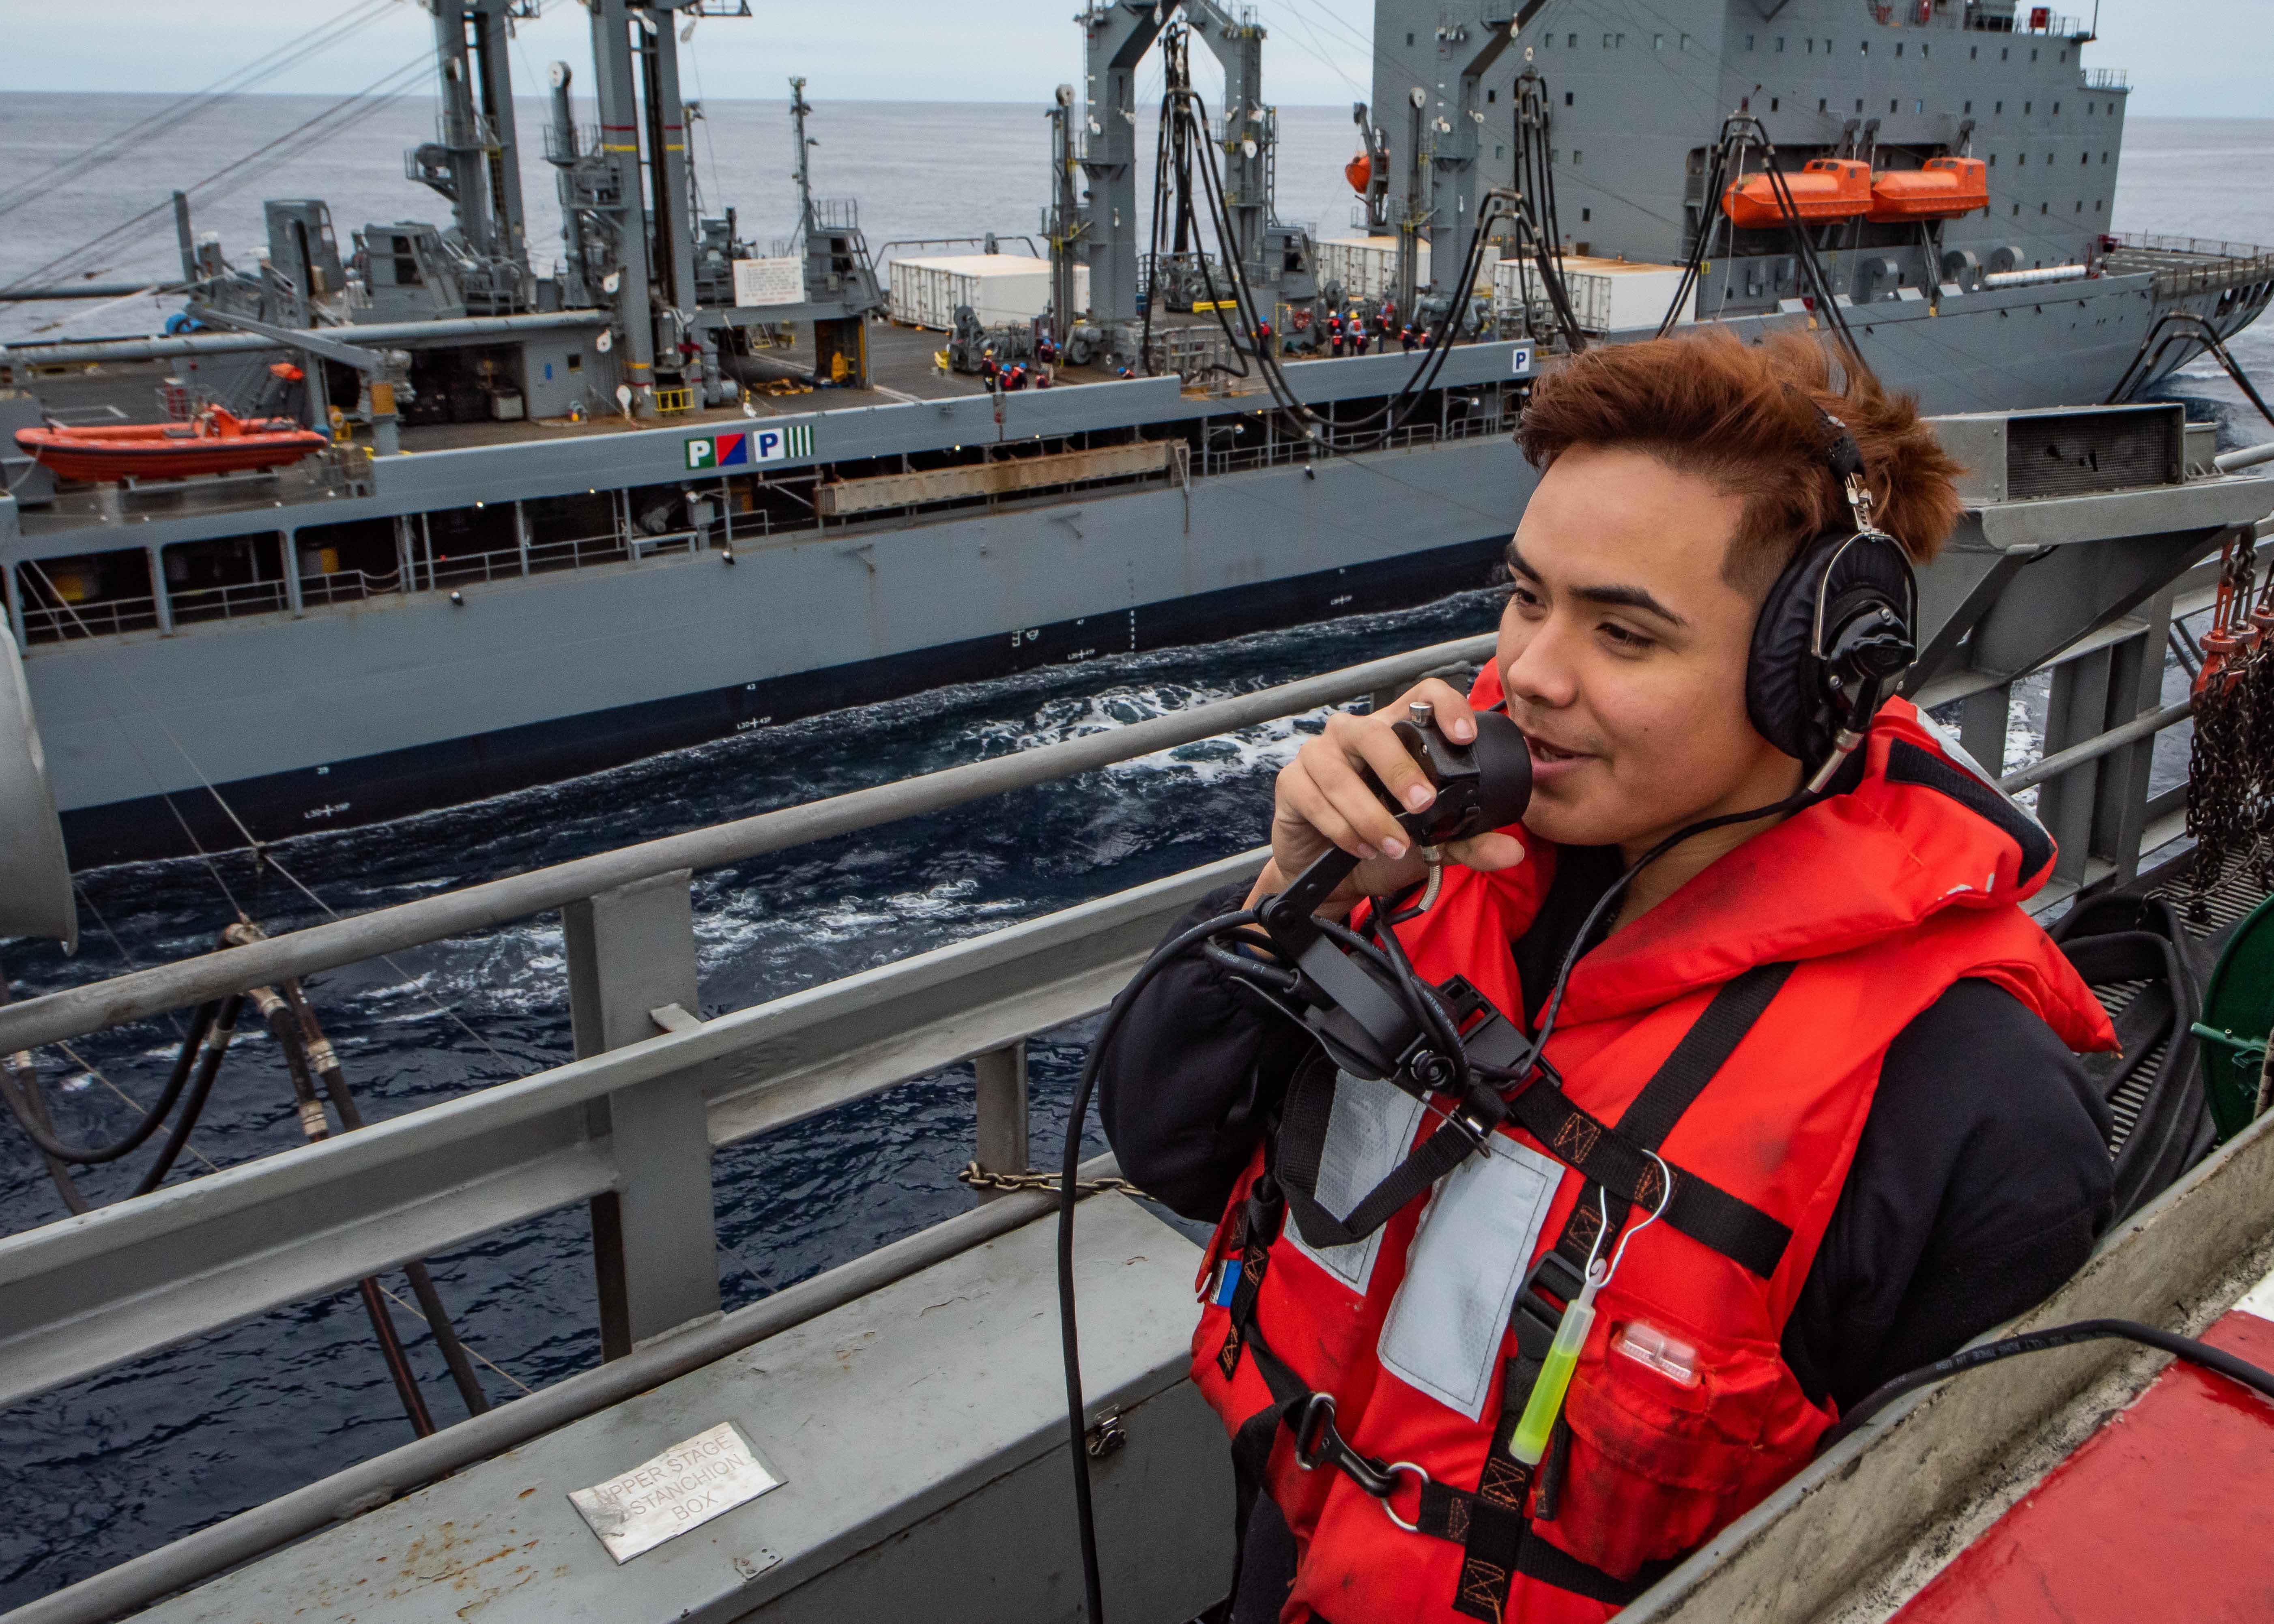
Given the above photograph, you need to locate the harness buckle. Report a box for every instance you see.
[1377,1461,1433,1532]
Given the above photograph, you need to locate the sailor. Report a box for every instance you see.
[1098,330,2117,1624]
[980,351,999,389]
[1399,322,1419,353]
[1347,314,1367,355]
[1330,310,1346,357]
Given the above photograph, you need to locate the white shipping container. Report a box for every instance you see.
[887,255,1090,331]
[1494,255,1692,333]
[1316,235,1427,300]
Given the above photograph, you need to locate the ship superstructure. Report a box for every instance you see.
[0,0,2268,865]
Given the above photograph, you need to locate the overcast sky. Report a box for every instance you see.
[2,1,2269,117]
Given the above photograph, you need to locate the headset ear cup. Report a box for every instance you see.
[1747,538,1834,762]
[1747,531,1917,767]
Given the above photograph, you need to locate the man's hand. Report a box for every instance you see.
[1244,677,1527,915]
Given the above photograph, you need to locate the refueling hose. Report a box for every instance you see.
[0,999,219,1164]
[130,995,242,1197]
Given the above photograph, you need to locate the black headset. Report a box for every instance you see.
[1743,411,1919,793]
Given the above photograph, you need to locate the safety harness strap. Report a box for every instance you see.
[1451,962,1796,1621]
[1277,1050,1498,1250]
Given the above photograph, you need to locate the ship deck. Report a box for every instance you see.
[7,315,1277,534]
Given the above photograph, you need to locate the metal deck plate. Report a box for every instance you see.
[139,1194,1229,1624]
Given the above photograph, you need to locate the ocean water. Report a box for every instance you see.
[0,86,2271,1604]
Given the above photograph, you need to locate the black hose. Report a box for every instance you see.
[1062,907,1259,1624]
[131,995,241,1196]
[359,1277,438,1438]
[281,977,492,1419]
[1817,1317,2274,1456]
[0,999,219,1164]
[0,1056,91,1214]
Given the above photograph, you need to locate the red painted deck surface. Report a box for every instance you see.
[1892,1303,2274,1623]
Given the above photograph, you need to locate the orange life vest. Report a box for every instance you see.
[1189,688,2115,1624]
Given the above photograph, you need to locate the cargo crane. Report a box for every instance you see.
[1071,0,1318,367]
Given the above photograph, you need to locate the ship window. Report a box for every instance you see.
[2052,101,2060,114]
[2031,47,2038,60]
[1487,88,1496,102]
[567,352,582,372]
[1771,97,1780,111]
[1891,99,1899,113]
[1819,97,1828,111]
[2001,47,2009,60]
[1565,91,1573,105]
[2076,200,2083,211]
[1494,144,1504,157]
[1896,42,1904,56]
[1860,39,1869,54]
[1745,32,1754,47]
[1856,98,1865,112]
[2013,204,2020,215]
[1988,153,1996,165]
[2081,151,2088,164]
[1923,43,1930,57]
[1777,36,1786,50]
[1573,149,1583,163]
[1567,33,1577,47]
[1970,46,1978,59]
[1653,33,1664,49]
[2024,101,2032,114]
[2096,198,2103,211]
[1916,99,1925,113]
[2102,151,2109,162]
[1582,208,1592,221]
[1806,38,1814,52]
[1996,100,2004,113]
[1681,34,1691,49]
[2018,152,2026,165]
[13,548,159,644]
[2041,202,2049,213]
[1406,32,1414,45]
[1965,100,1973,114]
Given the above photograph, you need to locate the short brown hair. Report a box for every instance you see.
[1515,329,1965,595]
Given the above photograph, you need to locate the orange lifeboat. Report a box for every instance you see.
[1345,150,1372,196]
[1722,157,1872,229]
[1866,155,1990,221]
[13,407,328,483]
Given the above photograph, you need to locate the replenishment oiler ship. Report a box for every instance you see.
[1,0,2269,868]
[5,4,2274,1624]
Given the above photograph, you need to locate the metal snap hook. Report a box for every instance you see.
[1292,1392,1338,1469]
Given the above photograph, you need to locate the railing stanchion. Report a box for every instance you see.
[972,1041,1030,1202]
[1959,681,2014,778]
[2037,644,2116,888]
[562,868,721,1360]
[2094,589,2179,883]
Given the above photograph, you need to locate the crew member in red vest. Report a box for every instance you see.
[1098,330,2117,1624]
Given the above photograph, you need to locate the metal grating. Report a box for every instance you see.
[2006,406,2182,499]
